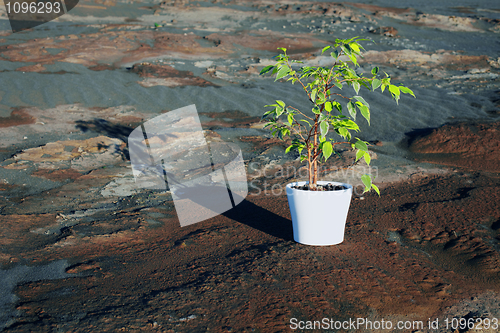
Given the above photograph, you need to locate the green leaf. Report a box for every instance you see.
[333,101,342,113]
[333,81,343,90]
[338,127,348,138]
[371,67,379,75]
[275,66,290,81]
[285,144,294,153]
[347,101,356,120]
[349,42,360,53]
[300,119,312,127]
[361,174,372,192]
[388,85,401,104]
[355,140,368,152]
[363,151,371,165]
[276,100,285,108]
[287,114,293,126]
[310,88,317,103]
[355,149,364,161]
[276,106,284,117]
[322,46,331,54]
[340,45,351,56]
[346,67,357,78]
[262,109,273,116]
[260,65,274,75]
[358,104,370,125]
[331,50,340,60]
[381,84,387,93]
[323,141,333,160]
[316,91,326,104]
[348,53,358,66]
[320,120,329,137]
[371,184,380,196]
[342,119,359,131]
[311,78,321,87]
[325,101,333,112]
[388,84,400,96]
[353,95,369,107]
[399,86,416,98]
[360,80,371,91]
[371,78,382,91]
[312,106,321,114]
[352,81,360,94]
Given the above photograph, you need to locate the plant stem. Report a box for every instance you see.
[312,113,319,186]
[307,143,313,186]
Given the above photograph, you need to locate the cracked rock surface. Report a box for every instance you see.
[0,0,499,331]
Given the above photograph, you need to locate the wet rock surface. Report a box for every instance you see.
[0,0,499,331]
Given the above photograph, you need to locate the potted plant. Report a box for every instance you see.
[260,37,415,245]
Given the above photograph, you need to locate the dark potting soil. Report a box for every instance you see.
[292,183,347,191]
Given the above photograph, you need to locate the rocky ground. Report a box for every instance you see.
[0,0,499,332]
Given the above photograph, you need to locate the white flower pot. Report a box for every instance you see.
[285,181,353,246]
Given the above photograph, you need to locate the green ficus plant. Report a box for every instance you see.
[260,36,415,194]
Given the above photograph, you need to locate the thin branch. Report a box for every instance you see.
[329,93,351,100]
[287,106,314,121]
[291,119,307,142]
[272,122,306,141]
[338,77,372,84]
[285,58,312,102]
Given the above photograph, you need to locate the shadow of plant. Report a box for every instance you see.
[223,198,294,242]
[75,119,135,161]
[171,183,293,241]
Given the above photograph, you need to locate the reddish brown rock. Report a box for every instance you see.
[31,168,83,181]
[0,108,36,128]
[352,3,485,32]
[15,64,46,72]
[3,172,500,332]
[200,110,261,128]
[203,31,325,53]
[350,3,410,15]
[0,31,228,68]
[369,26,399,37]
[408,121,500,172]
[361,49,491,72]
[130,62,217,87]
